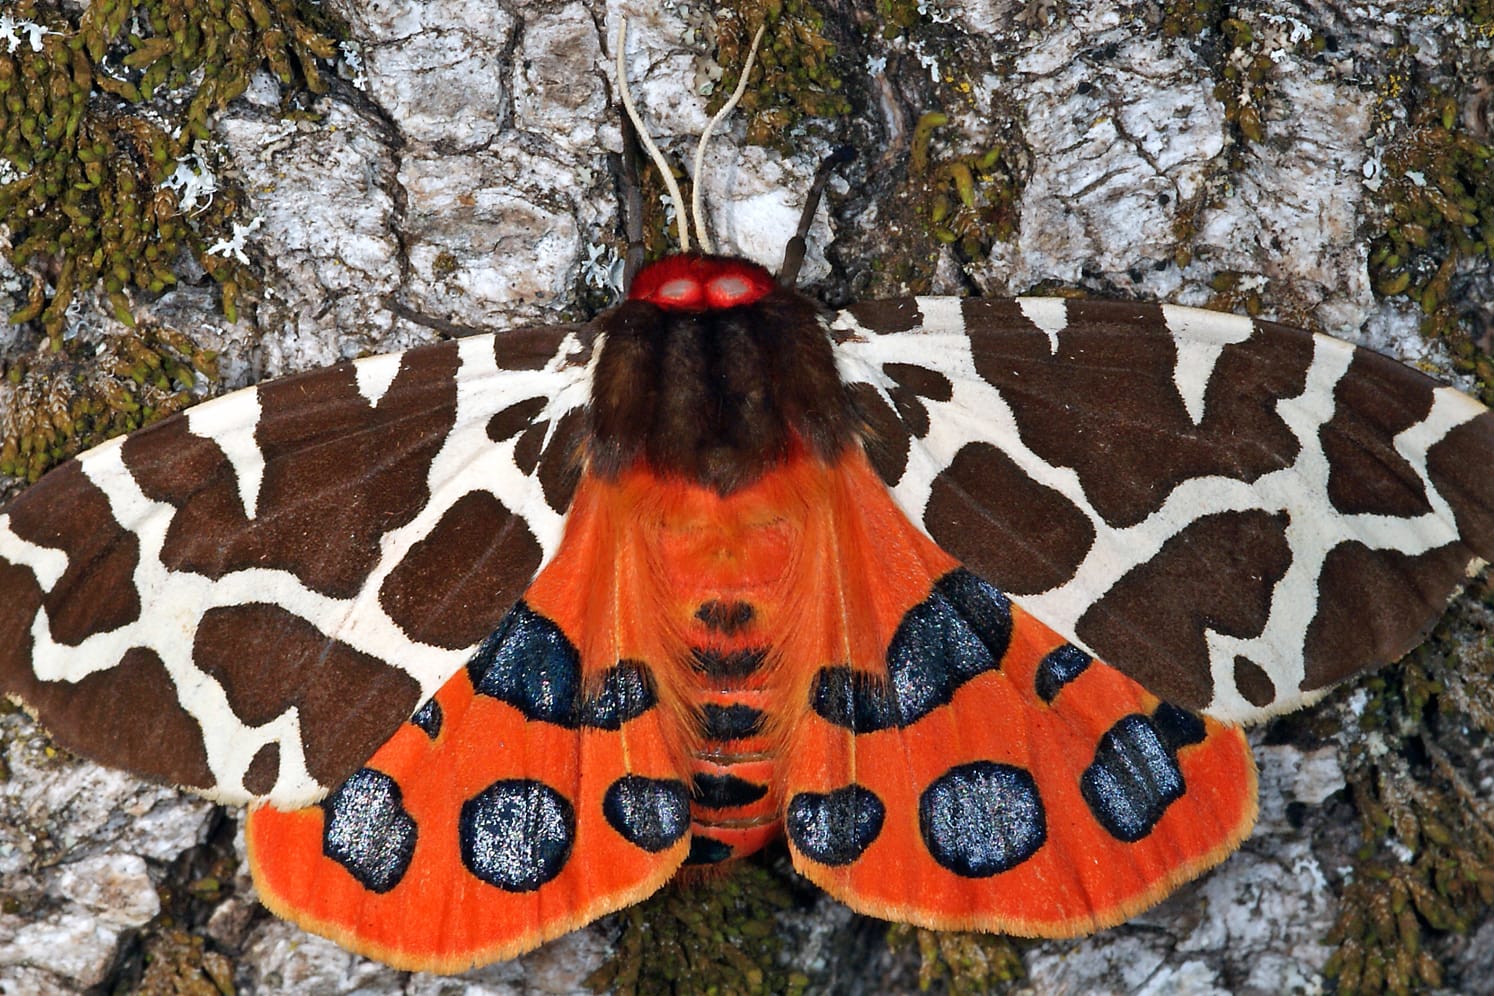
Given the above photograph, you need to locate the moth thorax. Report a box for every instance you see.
[588,270,857,494]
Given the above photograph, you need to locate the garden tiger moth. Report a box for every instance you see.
[1,11,1492,982]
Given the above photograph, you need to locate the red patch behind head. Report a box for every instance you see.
[628,255,776,311]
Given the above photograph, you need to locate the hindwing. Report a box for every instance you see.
[833,297,1494,722]
[0,327,595,805]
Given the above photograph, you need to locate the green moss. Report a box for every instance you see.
[584,863,803,996]
[885,924,1024,993]
[0,0,342,347]
[0,324,216,482]
[1366,86,1494,404]
[1161,0,1223,38]
[711,2,851,149]
[1323,602,1494,995]
[914,114,1021,260]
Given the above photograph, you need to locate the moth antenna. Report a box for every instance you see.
[778,145,856,287]
[616,16,690,253]
[690,23,767,255]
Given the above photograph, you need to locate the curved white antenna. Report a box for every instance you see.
[616,17,690,252]
[690,24,767,255]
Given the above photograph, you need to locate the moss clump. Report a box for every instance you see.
[0,324,216,482]
[1,0,341,345]
[135,927,236,996]
[885,924,1024,993]
[711,2,850,148]
[912,112,1021,260]
[585,863,804,996]
[1323,609,1494,995]
[1367,87,1494,403]
[1161,0,1223,38]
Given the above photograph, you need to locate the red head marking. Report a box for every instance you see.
[628,255,776,311]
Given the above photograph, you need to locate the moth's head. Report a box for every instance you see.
[627,254,776,311]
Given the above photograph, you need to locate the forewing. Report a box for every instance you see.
[0,326,595,805]
[833,297,1494,722]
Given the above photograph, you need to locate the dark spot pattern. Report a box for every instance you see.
[603,776,691,853]
[486,397,548,444]
[884,362,954,438]
[848,381,911,484]
[1320,351,1435,518]
[243,744,280,796]
[786,785,886,866]
[925,442,1096,596]
[411,699,442,739]
[535,407,586,513]
[919,762,1046,877]
[379,490,543,650]
[459,779,574,892]
[1425,411,1494,554]
[963,299,1314,529]
[1080,714,1187,842]
[1075,510,1292,710]
[125,344,461,599]
[1152,703,1207,750]
[0,640,217,793]
[685,836,734,865]
[1035,643,1092,703]
[692,772,769,809]
[3,460,141,644]
[194,603,421,789]
[321,768,418,893]
[467,602,656,728]
[695,599,755,635]
[842,298,921,335]
[699,703,765,741]
[1233,656,1276,708]
[490,324,591,371]
[690,646,768,680]
[1303,540,1473,692]
[811,569,1011,732]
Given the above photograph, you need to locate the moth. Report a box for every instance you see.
[3,19,1493,976]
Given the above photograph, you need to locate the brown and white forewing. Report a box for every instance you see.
[833,297,1494,723]
[0,326,594,806]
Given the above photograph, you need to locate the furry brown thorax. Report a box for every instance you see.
[588,254,858,494]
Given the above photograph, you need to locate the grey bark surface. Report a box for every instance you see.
[2,1,1492,993]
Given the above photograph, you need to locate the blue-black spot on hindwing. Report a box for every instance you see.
[603,776,690,853]
[467,603,656,728]
[934,568,1013,661]
[809,666,900,732]
[811,570,1010,732]
[1152,702,1207,751]
[468,602,580,723]
[686,835,734,865]
[1081,714,1187,843]
[459,779,575,892]
[699,703,766,740]
[693,772,769,809]
[1034,644,1092,703]
[786,785,886,866]
[321,769,418,893]
[410,698,443,739]
[578,658,657,729]
[919,762,1046,877]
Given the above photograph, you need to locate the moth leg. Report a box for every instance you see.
[778,145,856,287]
[619,112,648,286]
